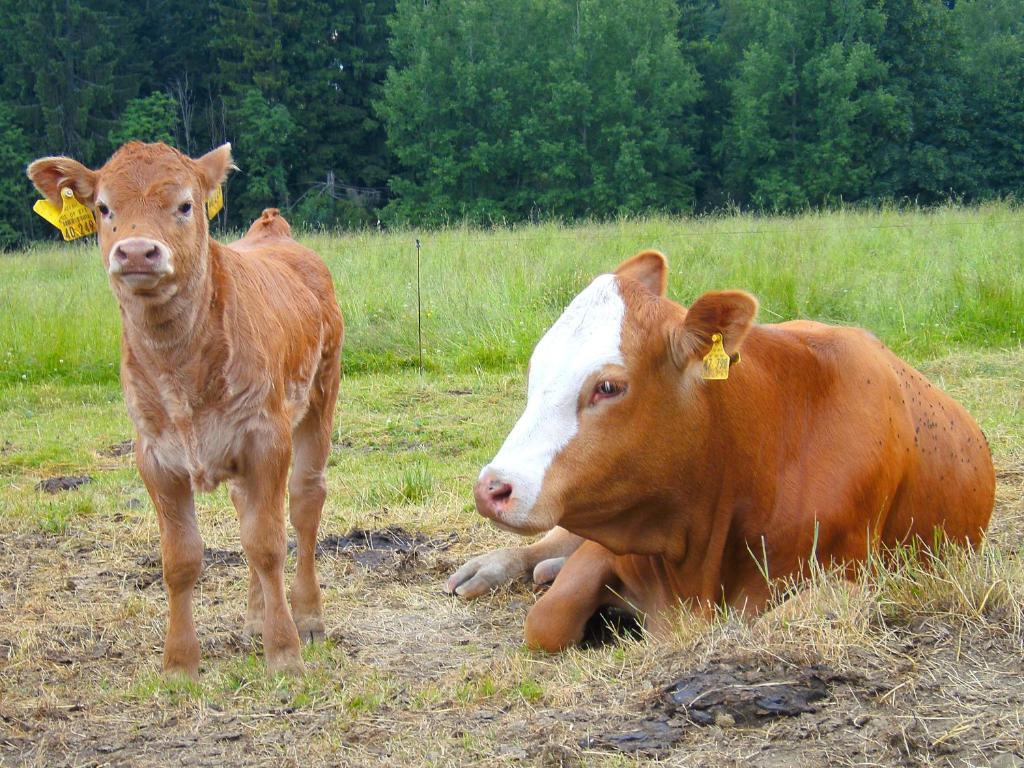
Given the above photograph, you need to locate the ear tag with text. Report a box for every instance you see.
[33,187,97,241]
[702,332,731,381]
[205,186,224,220]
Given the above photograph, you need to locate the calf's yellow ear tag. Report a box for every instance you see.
[33,187,97,241]
[702,333,732,381]
[205,186,224,220]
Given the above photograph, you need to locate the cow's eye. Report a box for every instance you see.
[591,380,626,405]
[97,203,110,217]
[178,202,193,216]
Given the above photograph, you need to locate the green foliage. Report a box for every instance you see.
[954,0,1024,198]
[871,0,974,201]
[378,0,702,224]
[718,0,900,209]
[0,101,30,250]
[291,190,376,231]
[0,0,1021,234]
[109,92,179,147]
[0,0,147,165]
[228,88,295,221]
[211,0,395,223]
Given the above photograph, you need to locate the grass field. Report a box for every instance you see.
[1,207,1022,766]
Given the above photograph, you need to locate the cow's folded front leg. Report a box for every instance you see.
[524,540,622,652]
[446,526,584,598]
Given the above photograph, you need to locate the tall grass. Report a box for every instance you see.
[1,204,1021,384]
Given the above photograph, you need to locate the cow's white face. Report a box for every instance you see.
[476,274,626,532]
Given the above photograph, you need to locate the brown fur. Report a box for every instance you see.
[28,142,344,676]
[460,251,996,652]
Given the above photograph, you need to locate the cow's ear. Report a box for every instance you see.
[669,290,758,369]
[27,156,97,208]
[195,143,235,193]
[614,249,668,296]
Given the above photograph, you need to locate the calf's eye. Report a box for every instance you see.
[97,203,110,216]
[178,202,193,216]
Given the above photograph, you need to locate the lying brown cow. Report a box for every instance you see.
[29,142,344,676]
[447,250,995,651]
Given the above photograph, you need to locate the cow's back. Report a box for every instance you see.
[765,320,994,551]
[214,210,343,420]
[879,346,994,547]
[225,210,342,347]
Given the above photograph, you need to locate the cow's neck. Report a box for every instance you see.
[119,240,219,370]
[572,382,770,605]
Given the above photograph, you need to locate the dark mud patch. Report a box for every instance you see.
[36,475,92,494]
[310,526,457,569]
[664,661,837,725]
[99,439,134,457]
[582,660,847,756]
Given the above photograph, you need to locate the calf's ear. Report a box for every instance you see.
[27,157,97,207]
[195,143,236,193]
[614,249,668,296]
[669,290,758,370]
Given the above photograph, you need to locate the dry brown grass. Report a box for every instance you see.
[1,350,1022,767]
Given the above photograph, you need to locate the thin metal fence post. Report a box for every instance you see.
[416,238,423,373]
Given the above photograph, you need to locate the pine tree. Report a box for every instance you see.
[0,0,149,165]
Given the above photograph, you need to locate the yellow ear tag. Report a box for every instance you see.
[702,333,731,381]
[205,186,224,220]
[33,187,97,241]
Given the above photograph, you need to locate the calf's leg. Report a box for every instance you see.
[138,452,203,679]
[287,401,334,643]
[232,485,265,639]
[232,438,303,674]
[524,541,621,652]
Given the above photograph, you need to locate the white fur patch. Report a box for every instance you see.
[483,274,625,527]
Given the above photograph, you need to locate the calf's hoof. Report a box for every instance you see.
[266,648,304,676]
[163,636,200,680]
[162,658,200,682]
[295,616,326,644]
[242,619,263,640]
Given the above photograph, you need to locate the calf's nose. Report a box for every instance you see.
[474,472,514,520]
[111,238,168,274]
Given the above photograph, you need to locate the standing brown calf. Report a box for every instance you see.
[29,142,344,676]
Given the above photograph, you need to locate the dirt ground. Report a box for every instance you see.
[1,362,1022,767]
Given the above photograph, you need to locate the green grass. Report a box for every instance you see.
[1,204,1021,385]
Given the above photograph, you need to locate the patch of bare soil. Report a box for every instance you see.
[34,475,92,493]
[311,525,457,570]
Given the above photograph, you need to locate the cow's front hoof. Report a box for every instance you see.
[242,620,263,640]
[295,617,326,644]
[445,548,527,598]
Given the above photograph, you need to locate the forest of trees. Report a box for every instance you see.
[0,0,1021,247]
